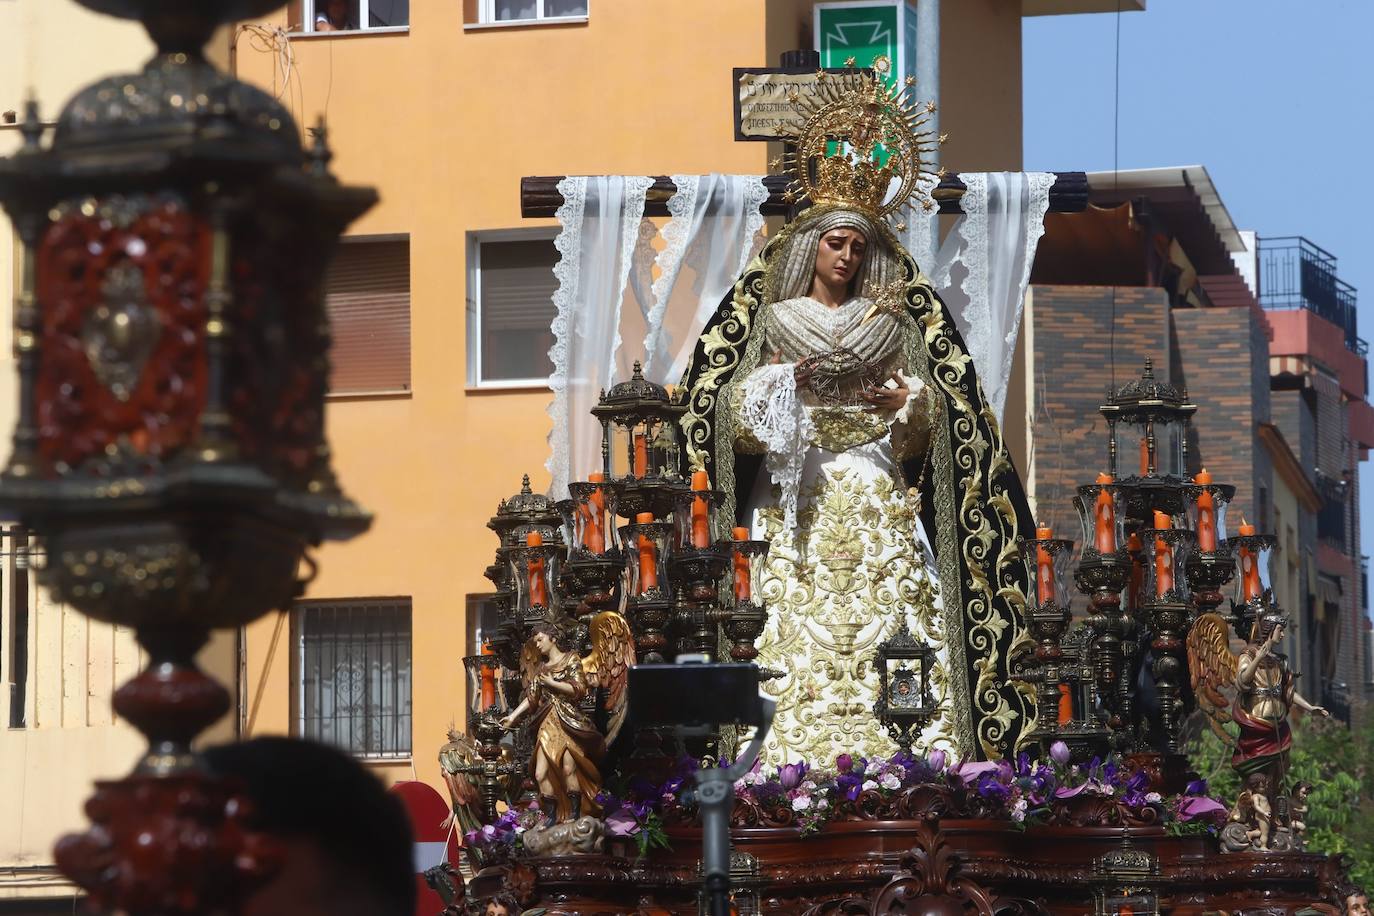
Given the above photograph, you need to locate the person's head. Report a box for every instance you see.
[1345,887,1370,916]
[203,737,416,916]
[1255,609,1289,644]
[768,206,900,305]
[485,892,521,916]
[812,226,868,295]
[531,620,574,653]
[325,0,350,25]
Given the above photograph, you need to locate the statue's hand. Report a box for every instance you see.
[1314,706,1331,718]
[499,714,517,730]
[864,371,910,413]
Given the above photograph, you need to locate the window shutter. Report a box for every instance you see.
[479,238,557,382]
[326,239,411,394]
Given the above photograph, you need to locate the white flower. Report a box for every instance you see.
[791,793,813,811]
[863,779,878,791]
[880,772,902,791]
[1145,792,1163,804]
[816,797,829,810]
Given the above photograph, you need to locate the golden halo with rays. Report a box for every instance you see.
[771,56,947,218]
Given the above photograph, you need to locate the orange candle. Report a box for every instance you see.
[633,432,648,478]
[526,530,549,607]
[1238,517,1261,600]
[585,472,606,553]
[690,470,712,548]
[480,642,496,709]
[1152,511,1173,596]
[1057,683,1073,725]
[1036,523,1055,605]
[1194,468,1216,551]
[636,511,658,593]
[1094,472,1116,553]
[1139,436,1150,476]
[732,526,752,601]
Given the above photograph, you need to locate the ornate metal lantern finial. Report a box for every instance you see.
[1101,358,1197,482]
[872,622,937,753]
[0,1,376,910]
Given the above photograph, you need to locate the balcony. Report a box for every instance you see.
[1258,236,1366,357]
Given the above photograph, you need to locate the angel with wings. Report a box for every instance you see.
[1189,608,1329,794]
[499,612,634,826]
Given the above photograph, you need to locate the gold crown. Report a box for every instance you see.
[772,56,946,219]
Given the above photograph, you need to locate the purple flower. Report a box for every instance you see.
[836,753,854,774]
[1016,752,1032,777]
[1177,796,1228,822]
[928,749,947,772]
[977,773,1010,802]
[1185,779,1209,796]
[605,809,639,836]
[1049,741,1071,766]
[836,773,863,801]
[954,760,1005,785]
[1055,781,1091,800]
[779,762,808,790]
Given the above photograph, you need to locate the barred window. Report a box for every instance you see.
[297,599,412,758]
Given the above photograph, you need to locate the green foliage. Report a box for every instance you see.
[1187,714,1374,889]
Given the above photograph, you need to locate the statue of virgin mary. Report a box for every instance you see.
[677,64,1036,763]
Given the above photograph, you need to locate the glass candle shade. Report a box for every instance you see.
[620,519,674,598]
[673,480,726,551]
[462,651,503,721]
[1225,531,1275,605]
[604,416,681,481]
[728,528,770,608]
[1183,474,1234,553]
[1112,418,1187,479]
[1074,478,1127,560]
[558,479,621,558]
[507,539,562,620]
[1140,524,1195,603]
[1019,532,1075,609]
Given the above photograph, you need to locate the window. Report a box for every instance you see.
[326,236,411,394]
[299,0,409,32]
[465,594,502,656]
[467,231,558,387]
[2,527,30,729]
[297,599,413,757]
[478,0,588,24]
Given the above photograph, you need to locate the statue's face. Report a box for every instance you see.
[1347,893,1370,916]
[813,228,867,292]
[533,631,553,653]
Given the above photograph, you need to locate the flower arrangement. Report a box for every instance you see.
[463,742,1230,860]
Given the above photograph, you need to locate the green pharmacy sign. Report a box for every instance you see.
[813,0,918,89]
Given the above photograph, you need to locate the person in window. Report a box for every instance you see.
[315,0,356,31]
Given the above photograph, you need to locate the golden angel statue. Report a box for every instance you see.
[499,612,634,826]
[678,60,1034,763]
[1189,608,1329,793]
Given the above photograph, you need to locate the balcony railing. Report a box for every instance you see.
[1258,236,1367,356]
[1321,679,1352,725]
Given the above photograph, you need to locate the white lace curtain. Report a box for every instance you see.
[546,171,1053,497]
[545,175,768,498]
[905,172,1055,423]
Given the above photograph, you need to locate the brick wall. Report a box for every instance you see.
[1172,306,1273,530]
[1027,285,1171,537]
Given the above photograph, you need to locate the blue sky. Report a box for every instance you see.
[1023,0,1374,616]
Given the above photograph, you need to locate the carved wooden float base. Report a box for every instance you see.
[471,819,1349,915]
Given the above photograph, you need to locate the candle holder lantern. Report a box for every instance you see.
[872,623,938,753]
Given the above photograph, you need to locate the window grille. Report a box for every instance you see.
[2,527,29,729]
[297,599,413,757]
[478,0,588,24]
[299,0,410,32]
[467,233,558,386]
[326,237,411,394]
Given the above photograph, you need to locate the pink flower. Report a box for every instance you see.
[1049,741,1071,766]
[928,749,947,771]
[954,761,1005,785]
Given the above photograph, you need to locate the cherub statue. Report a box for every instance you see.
[1233,772,1275,849]
[499,612,634,826]
[1189,609,1329,793]
[1289,780,1313,844]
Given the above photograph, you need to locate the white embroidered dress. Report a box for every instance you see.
[735,295,952,766]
